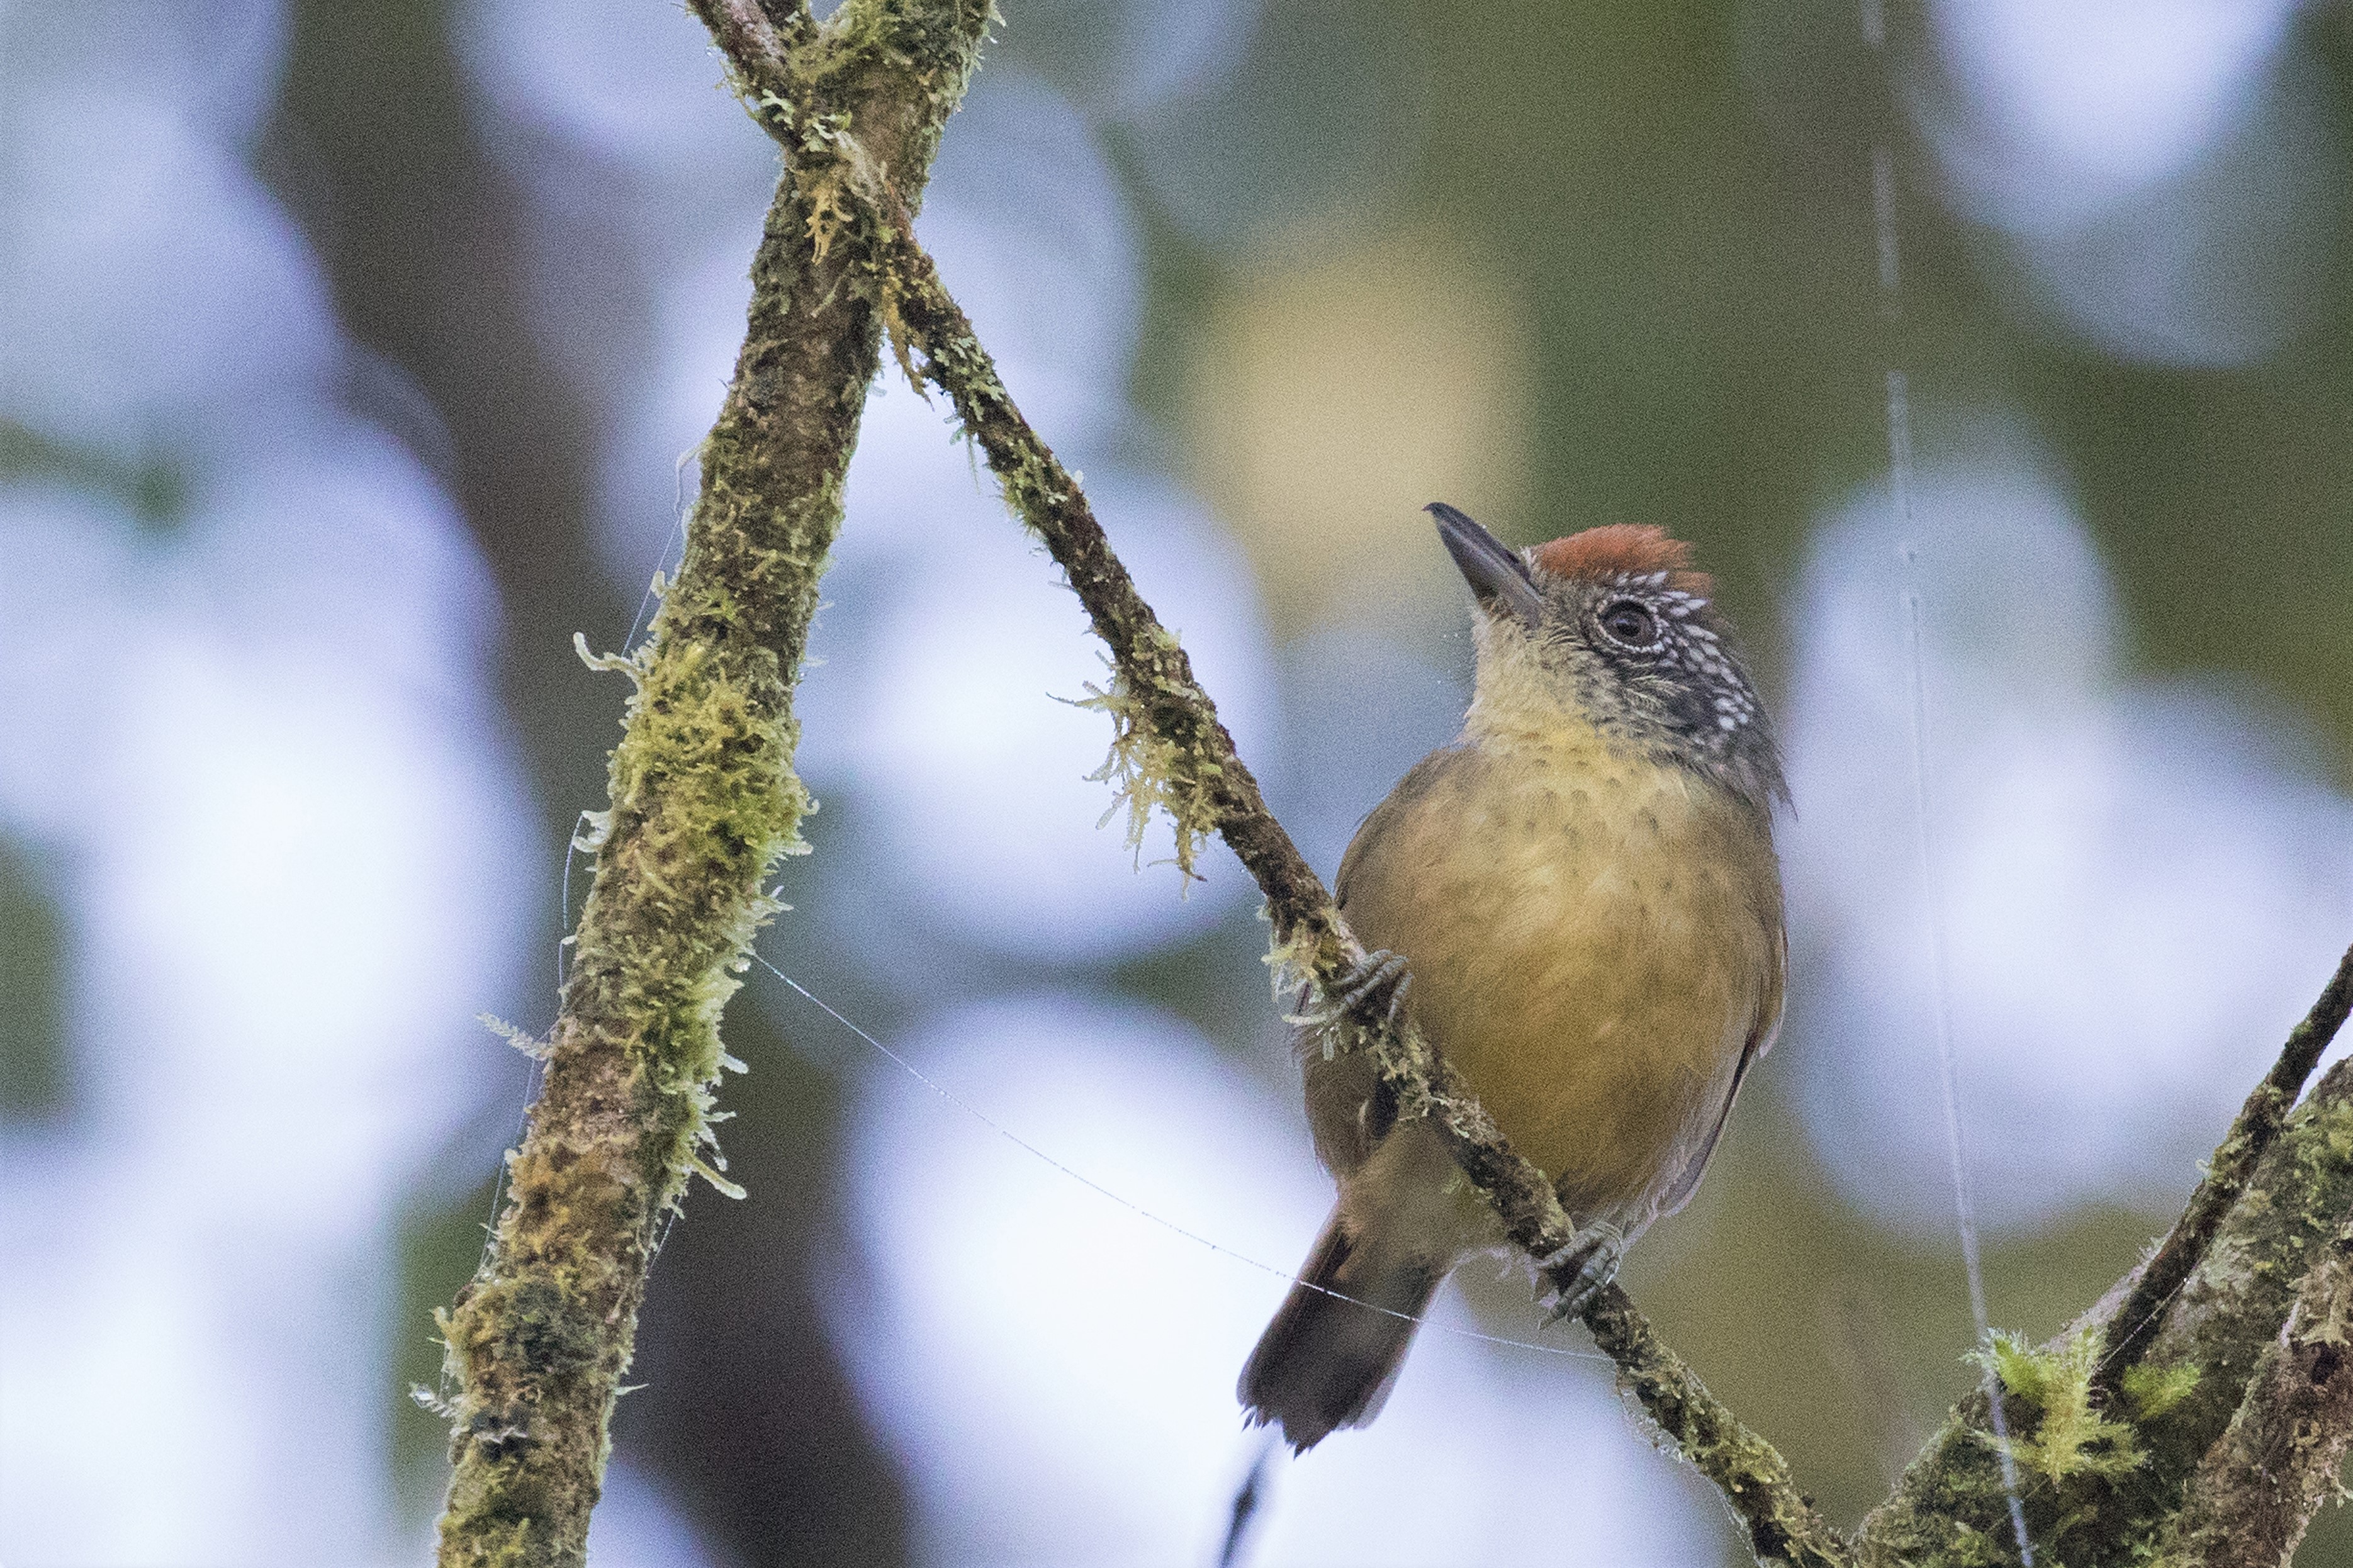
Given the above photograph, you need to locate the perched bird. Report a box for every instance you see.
[1238,503,1787,1452]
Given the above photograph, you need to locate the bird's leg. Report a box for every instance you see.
[1541,1221,1627,1320]
[1335,948,1413,1026]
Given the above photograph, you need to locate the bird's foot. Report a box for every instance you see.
[1334,948,1413,1028]
[1542,1223,1627,1321]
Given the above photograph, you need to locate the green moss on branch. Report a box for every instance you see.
[2154,1215,2353,1567]
[1069,659,1221,881]
[1855,1060,2353,1568]
[430,5,987,1564]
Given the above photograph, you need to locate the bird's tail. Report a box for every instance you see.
[1236,1207,1444,1452]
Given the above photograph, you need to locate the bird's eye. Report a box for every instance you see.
[1598,598,1658,647]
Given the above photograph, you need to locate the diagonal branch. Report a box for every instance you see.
[429,6,988,1565]
[838,192,1848,1566]
[1581,1285,1851,1566]
[690,0,803,102]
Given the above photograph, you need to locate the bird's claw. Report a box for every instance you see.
[1542,1224,1627,1321]
[1335,948,1413,1027]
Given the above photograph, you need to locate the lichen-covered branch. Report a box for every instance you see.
[430,6,987,1564]
[843,199,1846,1563]
[2154,1214,2353,1568]
[2096,943,2353,1394]
[1855,1056,2353,1568]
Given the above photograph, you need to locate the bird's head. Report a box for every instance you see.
[1430,501,1785,813]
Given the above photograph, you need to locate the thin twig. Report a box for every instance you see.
[1215,1438,1277,1568]
[860,204,1849,1567]
[2095,943,2353,1394]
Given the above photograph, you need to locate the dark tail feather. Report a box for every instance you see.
[1237,1212,1442,1452]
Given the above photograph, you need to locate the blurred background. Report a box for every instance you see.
[5,0,2353,1562]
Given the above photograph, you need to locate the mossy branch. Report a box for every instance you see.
[1856,1050,2353,1568]
[2153,1214,2353,1567]
[429,5,988,1564]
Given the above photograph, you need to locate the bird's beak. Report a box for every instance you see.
[1428,502,1542,629]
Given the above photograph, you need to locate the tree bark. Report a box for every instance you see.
[2155,1216,2353,1567]
[430,6,988,1564]
[1855,1053,2353,1567]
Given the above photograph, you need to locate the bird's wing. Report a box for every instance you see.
[1751,918,1788,1060]
[1308,746,1480,1177]
[1332,744,1473,910]
[1656,921,1785,1218]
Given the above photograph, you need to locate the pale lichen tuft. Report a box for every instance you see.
[1069,661,1216,885]
[480,1014,551,1061]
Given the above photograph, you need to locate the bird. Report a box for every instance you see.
[1237,502,1788,1453]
